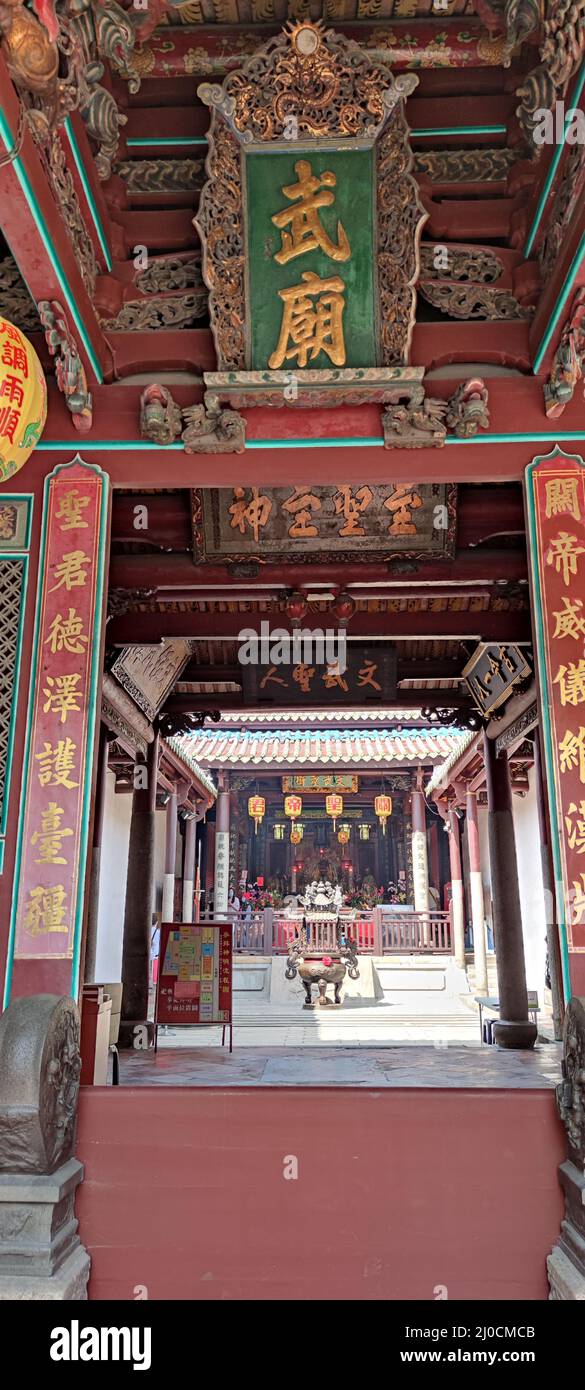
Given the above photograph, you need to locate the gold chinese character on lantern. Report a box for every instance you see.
[271,160,350,266]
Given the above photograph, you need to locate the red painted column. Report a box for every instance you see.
[448,809,466,969]
[484,735,536,1049]
[466,790,488,995]
[121,733,159,1024]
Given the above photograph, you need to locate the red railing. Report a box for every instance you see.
[380,908,452,954]
[220,906,452,955]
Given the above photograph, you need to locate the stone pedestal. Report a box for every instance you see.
[0,1159,90,1300]
[0,995,90,1299]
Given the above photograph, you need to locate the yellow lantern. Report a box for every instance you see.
[358,824,371,841]
[248,795,265,833]
[0,318,47,482]
[374,794,393,835]
[273,823,286,841]
[291,823,304,845]
[325,792,343,830]
[284,794,302,821]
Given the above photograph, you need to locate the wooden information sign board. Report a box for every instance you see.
[155,921,233,1051]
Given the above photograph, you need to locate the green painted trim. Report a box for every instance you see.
[33,430,585,452]
[2,460,109,1007]
[524,65,585,259]
[533,231,585,373]
[64,118,112,271]
[524,446,577,1002]
[413,125,507,137]
[0,103,104,384]
[126,136,208,147]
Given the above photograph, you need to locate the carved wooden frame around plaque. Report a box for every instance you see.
[194,20,427,395]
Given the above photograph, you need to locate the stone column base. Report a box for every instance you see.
[0,1243,90,1301]
[548,1245,585,1300]
[0,1158,90,1300]
[493,1018,537,1049]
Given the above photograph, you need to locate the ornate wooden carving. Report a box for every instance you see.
[38,300,93,433]
[101,290,207,331]
[418,281,533,320]
[382,378,489,449]
[544,288,585,419]
[516,0,585,146]
[413,147,516,184]
[182,401,246,454]
[195,21,425,374]
[116,157,205,193]
[419,245,504,284]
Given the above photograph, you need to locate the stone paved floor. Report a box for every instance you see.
[119,1041,562,1089]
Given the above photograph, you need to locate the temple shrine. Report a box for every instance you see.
[0,0,584,1309]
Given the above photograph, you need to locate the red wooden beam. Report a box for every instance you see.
[106,607,531,645]
[108,549,528,590]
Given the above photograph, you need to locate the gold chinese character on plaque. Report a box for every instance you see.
[384,484,423,536]
[45,608,88,656]
[545,477,581,522]
[554,660,585,707]
[35,738,79,790]
[23,883,69,935]
[42,673,83,724]
[566,800,585,853]
[553,597,585,642]
[333,486,373,538]
[55,490,90,531]
[282,487,321,539]
[229,487,273,544]
[271,160,350,266]
[50,550,91,593]
[30,801,74,866]
[559,726,585,783]
[269,272,346,370]
[546,532,585,586]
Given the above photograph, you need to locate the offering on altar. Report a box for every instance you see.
[299,879,344,915]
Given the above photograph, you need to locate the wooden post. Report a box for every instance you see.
[484,734,536,1049]
[121,734,159,1024]
[84,724,112,984]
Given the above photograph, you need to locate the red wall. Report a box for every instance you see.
[77,1086,565,1301]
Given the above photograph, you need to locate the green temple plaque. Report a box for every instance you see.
[245,147,377,372]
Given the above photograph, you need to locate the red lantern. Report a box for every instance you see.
[374,794,393,835]
[325,792,343,830]
[248,795,265,833]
